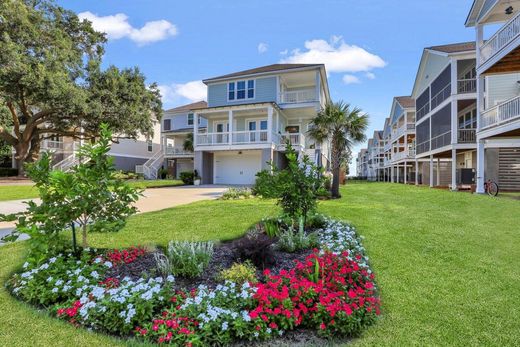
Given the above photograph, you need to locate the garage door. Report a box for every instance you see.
[214,151,262,185]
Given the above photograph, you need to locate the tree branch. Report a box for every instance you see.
[0,126,18,145]
[6,102,21,139]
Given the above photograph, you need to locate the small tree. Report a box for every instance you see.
[1,124,140,261]
[254,143,324,223]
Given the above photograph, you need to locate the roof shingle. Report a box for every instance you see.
[426,41,476,54]
[203,63,323,83]
[395,96,415,108]
[165,101,208,113]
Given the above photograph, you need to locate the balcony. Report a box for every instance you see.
[196,131,307,148]
[279,133,306,148]
[457,79,476,94]
[480,95,520,130]
[431,83,451,110]
[164,147,194,157]
[480,11,520,67]
[457,129,476,143]
[279,89,317,104]
[391,123,416,141]
[392,149,415,162]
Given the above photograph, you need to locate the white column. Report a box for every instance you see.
[267,106,273,143]
[415,160,419,185]
[404,161,408,184]
[391,166,394,183]
[429,155,434,187]
[228,110,233,145]
[315,70,321,103]
[396,163,400,183]
[275,110,280,134]
[451,149,457,191]
[436,158,441,186]
[193,113,198,147]
[476,139,485,193]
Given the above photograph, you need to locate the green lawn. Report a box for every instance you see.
[0,180,184,202]
[0,185,39,201]
[1,183,520,346]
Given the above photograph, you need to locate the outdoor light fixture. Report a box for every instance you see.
[506,6,514,15]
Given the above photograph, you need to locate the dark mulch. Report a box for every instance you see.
[104,233,314,291]
[233,328,351,347]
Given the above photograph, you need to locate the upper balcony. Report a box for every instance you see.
[279,88,317,104]
[391,123,415,142]
[196,131,306,149]
[479,9,520,71]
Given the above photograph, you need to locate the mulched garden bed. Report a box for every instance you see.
[104,233,314,291]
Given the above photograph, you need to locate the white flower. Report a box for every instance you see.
[52,288,59,293]
[22,262,29,269]
[104,261,113,268]
[49,257,57,264]
[46,276,54,283]
[221,321,228,331]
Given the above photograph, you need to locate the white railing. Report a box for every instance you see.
[480,95,520,130]
[41,140,64,150]
[52,155,79,172]
[384,142,392,151]
[457,79,476,94]
[165,147,194,156]
[457,129,476,143]
[280,133,305,147]
[416,102,430,120]
[232,130,269,144]
[197,132,230,146]
[430,131,451,150]
[280,89,317,104]
[480,10,520,66]
[141,149,164,180]
[392,150,415,162]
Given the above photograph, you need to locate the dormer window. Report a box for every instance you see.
[228,80,255,101]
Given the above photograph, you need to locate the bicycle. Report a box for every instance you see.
[484,179,499,197]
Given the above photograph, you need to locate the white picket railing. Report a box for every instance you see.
[279,133,305,147]
[140,149,164,180]
[457,129,476,143]
[164,147,193,156]
[279,89,317,104]
[480,10,520,66]
[480,95,520,130]
[457,79,476,94]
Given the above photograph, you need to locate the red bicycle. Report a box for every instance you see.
[484,179,499,197]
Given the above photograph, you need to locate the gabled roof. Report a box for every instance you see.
[395,96,414,109]
[465,0,483,27]
[165,101,207,114]
[203,63,323,83]
[426,41,476,54]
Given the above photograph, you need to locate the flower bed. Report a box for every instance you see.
[7,217,380,345]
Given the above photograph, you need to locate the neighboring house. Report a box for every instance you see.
[357,148,368,178]
[185,63,331,185]
[466,1,520,192]
[366,131,385,181]
[12,121,161,173]
[411,42,478,190]
[161,101,208,179]
[384,96,416,184]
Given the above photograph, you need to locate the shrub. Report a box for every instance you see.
[221,187,253,200]
[260,218,281,238]
[276,229,318,253]
[179,171,194,185]
[235,229,275,269]
[253,167,280,198]
[218,261,258,285]
[0,167,18,177]
[166,240,214,278]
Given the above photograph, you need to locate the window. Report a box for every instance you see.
[228,80,254,101]
[187,113,194,125]
[164,119,171,131]
[147,140,153,152]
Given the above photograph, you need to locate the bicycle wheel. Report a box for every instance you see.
[487,181,499,197]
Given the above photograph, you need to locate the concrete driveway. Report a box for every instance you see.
[0,185,229,244]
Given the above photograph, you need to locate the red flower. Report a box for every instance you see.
[320,322,326,330]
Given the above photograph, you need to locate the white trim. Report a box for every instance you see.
[108,153,155,159]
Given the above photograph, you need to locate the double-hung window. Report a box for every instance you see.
[164,119,171,131]
[187,113,194,125]
[228,80,254,101]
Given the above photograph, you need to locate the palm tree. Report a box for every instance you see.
[183,133,194,152]
[308,101,368,198]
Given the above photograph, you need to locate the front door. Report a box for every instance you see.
[248,120,268,142]
[215,122,228,144]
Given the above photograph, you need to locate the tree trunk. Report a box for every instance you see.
[82,224,88,248]
[331,146,342,198]
[14,143,30,177]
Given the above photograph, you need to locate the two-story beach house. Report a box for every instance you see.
[466,0,520,192]
[412,42,479,190]
[357,148,369,178]
[160,101,208,179]
[185,64,331,185]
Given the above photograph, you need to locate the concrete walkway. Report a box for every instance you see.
[0,185,229,244]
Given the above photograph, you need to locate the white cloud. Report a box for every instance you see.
[257,42,268,54]
[342,74,360,85]
[78,11,177,45]
[365,72,376,80]
[280,35,386,73]
[158,80,207,106]
[280,49,288,56]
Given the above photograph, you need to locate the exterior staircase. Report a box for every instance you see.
[137,149,164,180]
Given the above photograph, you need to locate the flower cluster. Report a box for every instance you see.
[139,282,258,345]
[318,219,370,266]
[249,251,380,337]
[56,275,176,334]
[104,246,147,265]
[8,252,109,306]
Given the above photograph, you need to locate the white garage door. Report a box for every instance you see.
[214,151,262,185]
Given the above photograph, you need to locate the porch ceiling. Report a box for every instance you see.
[280,70,316,88]
[484,45,520,74]
[482,0,520,23]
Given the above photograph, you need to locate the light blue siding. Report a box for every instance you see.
[162,112,207,131]
[207,76,277,107]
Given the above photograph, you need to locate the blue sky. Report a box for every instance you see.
[60,0,476,174]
